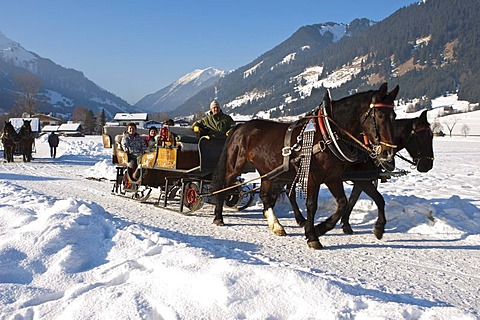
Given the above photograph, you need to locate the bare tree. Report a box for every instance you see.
[149,112,171,123]
[72,106,89,123]
[460,124,470,137]
[431,119,444,135]
[444,117,460,137]
[14,73,42,116]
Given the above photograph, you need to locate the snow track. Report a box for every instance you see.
[1,136,479,318]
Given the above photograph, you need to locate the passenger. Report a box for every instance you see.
[159,119,175,147]
[121,122,146,179]
[192,100,235,137]
[145,126,158,152]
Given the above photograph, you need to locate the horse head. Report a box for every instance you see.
[3,121,16,140]
[360,83,398,162]
[22,119,32,133]
[405,110,434,172]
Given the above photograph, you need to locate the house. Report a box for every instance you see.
[41,125,60,134]
[31,114,62,127]
[113,113,148,128]
[145,120,163,129]
[58,122,84,137]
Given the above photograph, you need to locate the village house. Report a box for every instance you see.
[31,113,62,128]
[113,113,148,128]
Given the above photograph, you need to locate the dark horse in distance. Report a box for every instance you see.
[212,83,399,249]
[289,109,434,239]
[15,119,35,162]
[2,121,17,162]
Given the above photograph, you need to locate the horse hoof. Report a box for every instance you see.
[213,219,225,226]
[342,225,354,235]
[307,240,324,250]
[373,229,384,240]
[273,229,287,236]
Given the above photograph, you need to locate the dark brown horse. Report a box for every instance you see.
[340,109,434,236]
[211,83,399,249]
[15,119,34,162]
[289,109,434,239]
[2,121,17,162]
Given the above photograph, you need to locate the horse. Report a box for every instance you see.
[15,119,34,162]
[2,121,17,162]
[287,109,434,239]
[211,83,399,249]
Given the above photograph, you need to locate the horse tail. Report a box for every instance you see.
[211,125,240,193]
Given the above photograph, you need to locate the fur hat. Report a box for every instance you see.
[210,100,219,109]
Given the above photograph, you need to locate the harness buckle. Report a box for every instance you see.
[282,147,292,157]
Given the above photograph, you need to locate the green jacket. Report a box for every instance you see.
[192,111,235,137]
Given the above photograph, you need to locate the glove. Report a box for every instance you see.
[193,126,200,133]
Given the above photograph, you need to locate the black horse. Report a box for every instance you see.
[15,119,34,162]
[288,109,434,239]
[2,121,17,162]
[211,83,399,249]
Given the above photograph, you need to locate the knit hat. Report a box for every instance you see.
[210,100,219,109]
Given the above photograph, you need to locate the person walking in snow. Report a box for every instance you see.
[48,132,59,158]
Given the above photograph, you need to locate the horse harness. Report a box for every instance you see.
[280,92,397,196]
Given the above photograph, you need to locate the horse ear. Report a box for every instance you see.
[388,85,400,99]
[378,83,388,96]
[420,109,428,122]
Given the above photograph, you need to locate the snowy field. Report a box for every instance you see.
[0,130,479,319]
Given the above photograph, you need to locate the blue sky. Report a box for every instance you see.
[0,0,417,105]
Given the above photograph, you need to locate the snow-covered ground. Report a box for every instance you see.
[0,129,479,319]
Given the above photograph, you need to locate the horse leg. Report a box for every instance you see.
[341,183,363,235]
[356,180,386,239]
[314,180,348,237]
[286,184,306,227]
[260,180,287,236]
[304,183,323,249]
[213,191,227,226]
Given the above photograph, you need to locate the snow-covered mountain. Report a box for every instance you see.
[134,67,224,113]
[171,0,480,119]
[0,31,134,118]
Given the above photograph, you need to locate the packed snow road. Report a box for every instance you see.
[1,135,479,317]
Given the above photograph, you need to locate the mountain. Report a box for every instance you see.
[0,31,135,118]
[169,0,480,118]
[134,67,224,113]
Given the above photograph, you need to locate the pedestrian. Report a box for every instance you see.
[48,132,59,158]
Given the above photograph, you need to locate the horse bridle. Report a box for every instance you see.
[360,102,398,161]
[397,123,434,167]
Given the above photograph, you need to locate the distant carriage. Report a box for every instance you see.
[1,118,38,162]
[9,117,39,156]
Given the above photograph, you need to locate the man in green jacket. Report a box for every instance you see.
[192,100,235,137]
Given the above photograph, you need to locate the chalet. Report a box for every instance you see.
[41,125,60,134]
[58,122,84,137]
[145,120,163,129]
[113,113,148,128]
[31,114,62,127]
